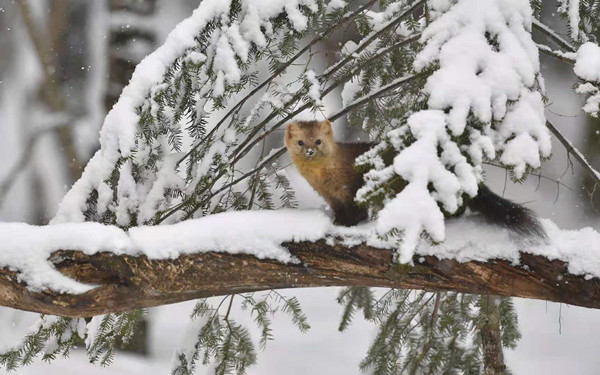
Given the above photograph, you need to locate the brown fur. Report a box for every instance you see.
[285,120,371,226]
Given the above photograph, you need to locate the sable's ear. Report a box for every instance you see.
[286,123,297,139]
[320,120,333,135]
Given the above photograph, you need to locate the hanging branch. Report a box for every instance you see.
[169,70,423,221]
[230,2,424,164]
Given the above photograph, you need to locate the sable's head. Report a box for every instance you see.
[285,120,335,161]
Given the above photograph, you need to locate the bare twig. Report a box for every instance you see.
[546,119,600,186]
[483,161,576,193]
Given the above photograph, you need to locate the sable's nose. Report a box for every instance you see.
[306,148,314,156]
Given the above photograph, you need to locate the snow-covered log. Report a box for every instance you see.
[1,212,600,318]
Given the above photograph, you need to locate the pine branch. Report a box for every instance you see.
[171,69,423,220]
[480,295,506,375]
[231,5,424,164]
[324,0,424,79]
[329,72,424,122]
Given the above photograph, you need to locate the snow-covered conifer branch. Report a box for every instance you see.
[536,43,576,64]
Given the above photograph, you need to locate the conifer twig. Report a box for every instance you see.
[329,72,424,122]
[537,43,576,64]
[324,0,425,79]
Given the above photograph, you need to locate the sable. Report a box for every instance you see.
[285,120,371,226]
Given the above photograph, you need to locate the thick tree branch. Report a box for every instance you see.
[1,241,600,318]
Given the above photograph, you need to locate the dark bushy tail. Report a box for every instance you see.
[466,185,547,239]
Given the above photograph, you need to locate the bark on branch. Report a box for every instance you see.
[0,241,599,318]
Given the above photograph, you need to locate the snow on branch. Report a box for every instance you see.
[2,212,600,317]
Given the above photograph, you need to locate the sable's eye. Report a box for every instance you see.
[298,140,304,146]
[315,139,321,145]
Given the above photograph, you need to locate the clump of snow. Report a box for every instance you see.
[305,70,323,106]
[574,42,600,117]
[576,82,600,117]
[372,0,549,262]
[129,209,331,262]
[239,0,317,47]
[326,0,346,11]
[376,110,477,263]
[574,42,600,82]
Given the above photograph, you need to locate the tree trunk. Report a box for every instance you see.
[480,295,506,375]
[1,240,600,318]
[105,0,157,110]
[18,0,83,183]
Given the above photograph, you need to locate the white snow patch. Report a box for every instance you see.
[0,210,331,293]
[305,70,323,106]
[129,209,331,262]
